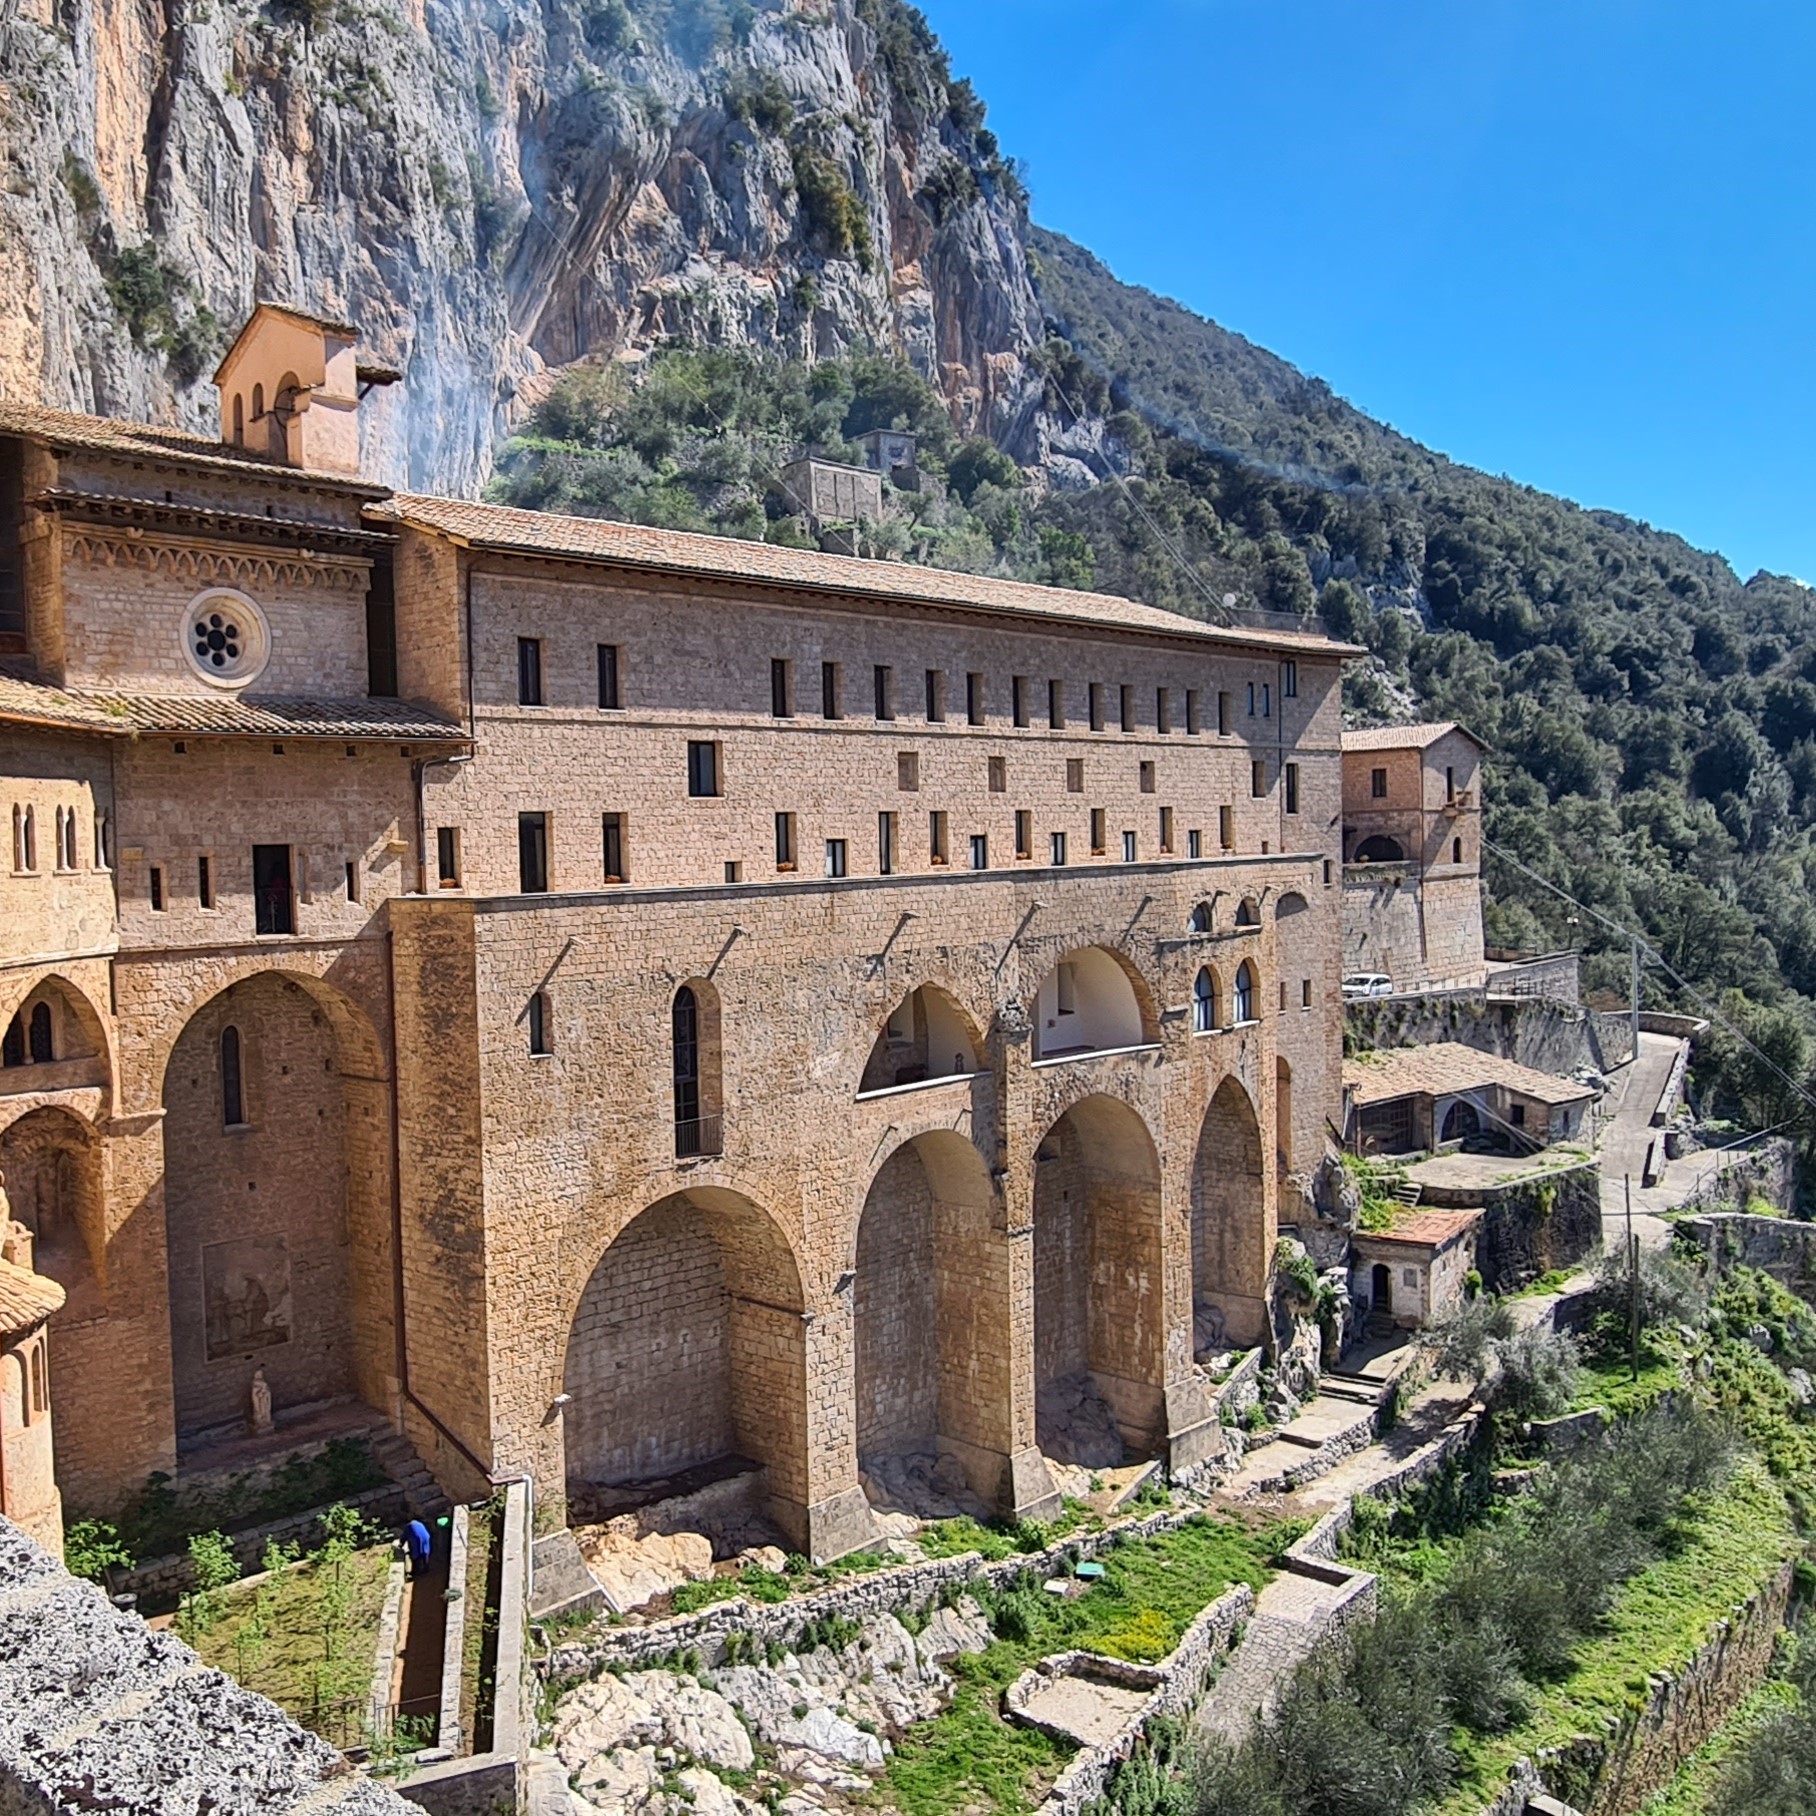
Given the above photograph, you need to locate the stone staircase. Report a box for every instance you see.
[367,1421,454,1523]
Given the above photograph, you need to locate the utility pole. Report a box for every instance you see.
[1625,1172,1640,1382]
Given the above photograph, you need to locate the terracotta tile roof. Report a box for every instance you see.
[0,1259,63,1336]
[0,401,390,495]
[1355,1208,1483,1250]
[1341,721,1486,753]
[1344,1042,1594,1108]
[0,665,465,742]
[374,495,1363,657]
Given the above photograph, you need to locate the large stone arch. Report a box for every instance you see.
[1192,1078,1268,1352]
[1032,1094,1164,1466]
[1030,947,1155,1061]
[852,1130,1000,1517]
[562,1187,809,1539]
[0,972,114,1123]
[159,971,394,1452]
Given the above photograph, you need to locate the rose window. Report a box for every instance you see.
[177,587,271,688]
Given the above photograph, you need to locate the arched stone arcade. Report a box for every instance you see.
[159,972,394,1452]
[561,1188,808,1535]
[1192,1079,1268,1354]
[1031,1094,1165,1468]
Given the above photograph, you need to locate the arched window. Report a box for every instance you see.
[1235,897,1260,929]
[20,806,34,873]
[1188,902,1213,935]
[1192,968,1217,1033]
[1234,962,1257,1025]
[673,986,701,1154]
[528,992,552,1056]
[1452,837,1463,865]
[10,804,22,872]
[1,1015,22,1068]
[58,807,76,871]
[94,812,110,870]
[221,1025,244,1126]
[1353,834,1406,864]
[28,1342,45,1417]
[232,394,245,443]
[252,382,264,420]
[27,1003,52,1065]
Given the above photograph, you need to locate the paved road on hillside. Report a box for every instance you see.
[1597,1031,1733,1247]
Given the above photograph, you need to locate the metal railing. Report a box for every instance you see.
[674,1113,723,1159]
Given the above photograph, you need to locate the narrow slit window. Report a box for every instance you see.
[517,636,544,706]
[987,755,1006,793]
[198,854,214,909]
[597,644,622,709]
[1089,683,1105,732]
[930,811,949,864]
[966,672,985,726]
[874,664,895,721]
[1090,807,1106,853]
[1122,829,1137,862]
[603,813,626,883]
[970,833,988,870]
[824,839,847,878]
[1156,688,1172,734]
[1015,810,1032,859]
[925,668,945,722]
[822,660,842,719]
[1218,692,1231,736]
[775,812,796,870]
[771,657,794,718]
[437,827,460,887]
[1251,760,1267,798]
[1371,766,1388,799]
[517,813,549,894]
[1013,675,1030,728]
[28,1003,52,1064]
[1188,829,1202,859]
[221,1025,245,1126]
[1050,830,1068,865]
[1159,806,1174,852]
[1283,660,1298,698]
[345,860,359,902]
[252,844,293,933]
[1139,760,1156,794]
[1285,762,1300,815]
[1219,805,1234,850]
[1119,684,1134,731]
[878,812,896,875]
[528,992,552,1056]
[1048,679,1065,729]
[1066,758,1084,793]
[898,751,920,792]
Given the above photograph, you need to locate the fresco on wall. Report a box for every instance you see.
[202,1235,292,1359]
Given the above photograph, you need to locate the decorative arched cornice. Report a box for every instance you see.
[64,531,368,594]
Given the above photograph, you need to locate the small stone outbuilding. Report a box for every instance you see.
[1344,1043,1597,1158]
[0,1216,64,1556]
[1350,1208,1481,1331]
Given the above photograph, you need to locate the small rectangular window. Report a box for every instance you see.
[725,861,742,884]
[775,812,797,871]
[1219,805,1234,850]
[874,664,895,721]
[1512,1103,1527,1129]
[1301,978,1312,1008]
[436,828,460,887]
[822,660,842,719]
[345,860,358,903]
[1285,763,1300,814]
[687,741,721,798]
[1446,765,1456,801]
[602,814,626,883]
[597,644,621,709]
[771,657,793,718]
[1156,688,1172,734]
[1139,760,1156,794]
[365,563,399,697]
[1371,766,1388,799]
[1013,675,1031,728]
[987,755,1006,793]
[825,838,847,879]
[1251,760,1267,799]
[1051,831,1068,866]
[1280,980,1288,1012]
[1122,829,1137,862]
[198,853,214,909]
[528,992,552,1057]
[1089,682,1105,732]
[970,833,989,870]
[1119,684,1134,731]
[1188,828,1203,859]
[1090,808,1106,854]
[1247,682,1256,717]
[898,751,920,792]
[1159,806,1174,852]
[517,814,549,894]
[517,636,544,706]
[1186,689,1202,736]
[930,811,949,864]
[1048,679,1065,729]
[878,811,896,876]
[253,843,295,932]
[925,668,945,722]
[1262,683,1271,718]
[1217,691,1231,736]
[1015,810,1032,859]
[1066,758,1084,793]
[1283,659,1298,698]
[149,865,165,912]
[1323,857,1334,886]
[967,672,985,726]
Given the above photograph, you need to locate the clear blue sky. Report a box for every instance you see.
[915,0,1815,582]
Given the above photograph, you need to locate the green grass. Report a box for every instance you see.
[1510,1267,1577,1300]
[872,1514,1294,1816]
[1638,1678,1798,1816]
[188,1543,393,1744]
[1434,1458,1800,1812]
[1567,1344,1683,1417]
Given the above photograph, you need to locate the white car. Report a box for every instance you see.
[1342,974,1394,1000]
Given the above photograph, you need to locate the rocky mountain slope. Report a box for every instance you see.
[0,0,1069,494]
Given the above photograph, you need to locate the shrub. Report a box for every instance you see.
[64,1519,133,1583]
[1590,1241,1708,1337]
[789,142,873,268]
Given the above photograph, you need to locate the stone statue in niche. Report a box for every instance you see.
[248,1365,273,1436]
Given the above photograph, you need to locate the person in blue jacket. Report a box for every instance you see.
[404,1518,433,1577]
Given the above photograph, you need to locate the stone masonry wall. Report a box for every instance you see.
[1347,991,1634,1077]
[1415,1161,1602,1292]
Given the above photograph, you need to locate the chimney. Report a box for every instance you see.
[211,303,396,475]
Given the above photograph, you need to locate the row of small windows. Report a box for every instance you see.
[501,802,1317,893]
[138,845,362,930]
[11,804,106,873]
[512,638,1298,729]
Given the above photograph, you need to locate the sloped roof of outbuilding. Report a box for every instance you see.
[1341,721,1487,753]
[1344,1042,1594,1108]
[0,1259,63,1336]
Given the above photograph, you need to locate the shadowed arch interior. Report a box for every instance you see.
[1192,1079,1267,1352]
[160,972,394,1451]
[1032,948,1149,1060]
[1031,1094,1164,1466]
[853,1131,1001,1514]
[1354,834,1407,864]
[859,987,982,1094]
[562,1187,808,1528]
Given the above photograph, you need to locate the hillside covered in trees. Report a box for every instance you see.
[489,2,1816,1121]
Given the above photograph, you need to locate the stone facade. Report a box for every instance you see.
[1340,724,1485,991]
[0,312,1357,1558]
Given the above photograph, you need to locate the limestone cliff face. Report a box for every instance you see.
[0,0,1052,495]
